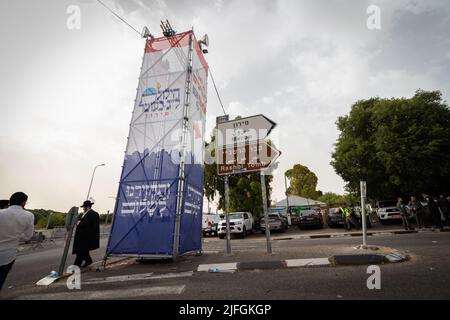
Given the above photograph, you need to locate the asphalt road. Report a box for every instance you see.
[2,230,450,299]
[3,224,402,289]
[3,237,109,290]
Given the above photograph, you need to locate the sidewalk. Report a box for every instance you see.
[44,225,450,280]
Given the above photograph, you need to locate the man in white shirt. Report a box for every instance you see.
[0,192,34,290]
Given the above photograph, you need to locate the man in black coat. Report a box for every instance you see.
[73,200,100,267]
[422,193,443,230]
[437,195,450,226]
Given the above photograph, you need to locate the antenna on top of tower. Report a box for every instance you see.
[160,19,177,37]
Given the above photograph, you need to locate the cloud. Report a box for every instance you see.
[1,0,449,213]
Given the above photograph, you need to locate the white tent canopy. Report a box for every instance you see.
[275,195,326,207]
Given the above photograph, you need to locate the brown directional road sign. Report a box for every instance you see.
[217,140,281,176]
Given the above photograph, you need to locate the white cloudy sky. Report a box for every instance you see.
[1,0,449,214]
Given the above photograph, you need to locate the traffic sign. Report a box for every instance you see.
[216,114,229,125]
[217,140,281,176]
[217,114,277,147]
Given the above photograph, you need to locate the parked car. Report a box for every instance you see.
[260,213,288,233]
[202,213,221,237]
[376,200,402,224]
[327,207,345,228]
[298,209,323,229]
[217,212,255,239]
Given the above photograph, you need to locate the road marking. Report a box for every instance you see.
[197,263,237,272]
[17,285,186,300]
[85,272,154,284]
[202,250,220,254]
[82,271,193,285]
[285,258,331,267]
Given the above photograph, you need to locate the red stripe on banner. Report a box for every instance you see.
[145,31,191,53]
[193,33,209,73]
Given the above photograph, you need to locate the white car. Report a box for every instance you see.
[376,200,401,224]
[217,212,254,239]
[260,213,288,232]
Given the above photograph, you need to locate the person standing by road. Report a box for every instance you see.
[422,193,443,230]
[397,197,412,230]
[408,196,422,229]
[345,207,360,231]
[72,200,100,268]
[340,207,350,230]
[0,192,34,290]
[437,195,450,226]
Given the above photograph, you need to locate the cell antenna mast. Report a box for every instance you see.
[161,19,176,36]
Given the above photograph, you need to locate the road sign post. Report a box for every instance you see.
[225,176,231,255]
[216,114,280,256]
[59,206,78,276]
[360,181,367,246]
[261,172,272,254]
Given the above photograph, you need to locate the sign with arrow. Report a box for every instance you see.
[217,140,281,176]
[216,114,277,147]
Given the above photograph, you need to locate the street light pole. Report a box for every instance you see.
[86,163,105,200]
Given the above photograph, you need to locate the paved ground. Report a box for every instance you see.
[4,223,403,289]
[1,225,450,300]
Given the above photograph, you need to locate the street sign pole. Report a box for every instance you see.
[59,206,78,276]
[360,181,367,246]
[225,176,231,255]
[261,172,272,254]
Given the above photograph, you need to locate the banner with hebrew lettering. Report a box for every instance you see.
[178,37,208,254]
[106,31,207,256]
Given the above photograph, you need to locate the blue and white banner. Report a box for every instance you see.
[106,31,208,256]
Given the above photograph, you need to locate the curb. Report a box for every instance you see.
[196,251,408,273]
[272,227,450,241]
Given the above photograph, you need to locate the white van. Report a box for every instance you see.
[202,213,221,237]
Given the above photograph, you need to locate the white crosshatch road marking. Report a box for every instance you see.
[285,258,331,267]
[17,285,186,300]
[83,271,193,285]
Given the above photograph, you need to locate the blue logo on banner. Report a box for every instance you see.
[139,86,181,112]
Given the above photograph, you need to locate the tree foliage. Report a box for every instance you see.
[285,164,320,199]
[331,90,450,200]
[30,209,66,229]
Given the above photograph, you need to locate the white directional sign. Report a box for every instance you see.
[217,114,277,147]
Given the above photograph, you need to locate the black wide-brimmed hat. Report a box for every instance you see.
[81,200,94,208]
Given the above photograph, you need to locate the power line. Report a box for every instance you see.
[96,0,141,36]
[209,67,227,116]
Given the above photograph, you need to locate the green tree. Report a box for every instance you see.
[318,192,346,206]
[331,90,450,200]
[30,209,66,229]
[285,164,320,199]
[317,192,359,207]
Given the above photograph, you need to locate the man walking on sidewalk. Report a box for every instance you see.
[72,200,100,268]
[0,192,34,290]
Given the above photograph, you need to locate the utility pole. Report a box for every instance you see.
[360,181,367,247]
[261,172,272,254]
